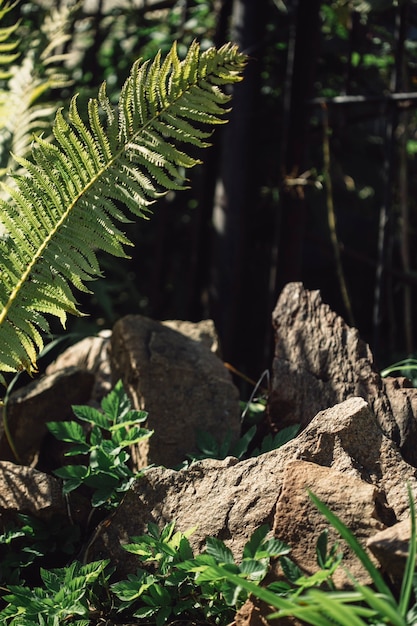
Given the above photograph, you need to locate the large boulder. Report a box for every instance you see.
[267,282,417,467]
[86,396,416,581]
[110,315,240,468]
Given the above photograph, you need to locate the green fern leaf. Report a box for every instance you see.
[0,0,19,76]
[0,40,246,378]
[0,2,74,177]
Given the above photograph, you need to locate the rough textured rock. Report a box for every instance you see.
[46,330,112,404]
[86,396,415,579]
[367,518,411,585]
[110,314,240,468]
[161,319,221,356]
[0,367,95,466]
[273,460,383,587]
[0,460,88,534]
[0,461,65,525]
[268,282,417,467]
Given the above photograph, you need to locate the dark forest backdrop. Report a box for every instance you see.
[11,0,417,387]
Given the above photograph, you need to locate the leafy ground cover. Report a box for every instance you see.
[0,380,414,626]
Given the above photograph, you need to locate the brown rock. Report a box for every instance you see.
[46,330,112,404]
[235,598,277,626]
[110,314,240,468]
[284,396,416,521]
[273,460,383,587]
[0,459,88,536]
[86,396,415,578]
[161,319,221,356]
[0,367,95,466]
[367,518,411,584]
[268,282,417,467]
[235,597,307,626]
[0,460,64,516]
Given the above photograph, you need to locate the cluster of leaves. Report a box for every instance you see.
[47,380,152,509]
[111,521,291,626]
[3,490,416,626]
[184,368,300,464]
[0,515,346,626]
[0,514,79,586]
[0,559,110,626]
[186,422,300,464]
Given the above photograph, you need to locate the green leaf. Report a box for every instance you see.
[231,425,256,459]
[280,555,302,584]
[398,484,416,617]
[355,585,406,626]
[205,536,234,564]
[46,420,86,445]
[239,558,268,580]
[111,571,150,602]
[71,405,109,429]
[111,425,153,448]
[195,429,220,457]
[53,464,88,493]
[242,524,269,558]
[101,379,131,423]
[316,529,329,569]
[260,537,292,558]
[156,605,172,626]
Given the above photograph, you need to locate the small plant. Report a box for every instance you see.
[111,521,291,625]
[47,380,152,508]
[185,426,257,463]
[185,422,300,464]
[0,559,110,626]
[0,514,80,586]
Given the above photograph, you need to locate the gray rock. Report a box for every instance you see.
[0,460,64,517]
[0,459,88,534]
[161,319,221,356]
[46,330,112,405]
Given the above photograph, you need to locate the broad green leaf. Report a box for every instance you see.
[239,558,268,580]
[46,420,86,444]
[205,536,234,564]
[71,405,109,429]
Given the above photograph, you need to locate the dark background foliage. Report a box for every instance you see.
[14,0,417,389]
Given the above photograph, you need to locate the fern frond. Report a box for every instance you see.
[0,0,19,78]
[0,1,74,177]
[0,40,246,378]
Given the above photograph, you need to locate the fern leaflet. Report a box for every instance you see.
[0,40,246,379]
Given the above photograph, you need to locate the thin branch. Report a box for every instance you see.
[321,102,355,327]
